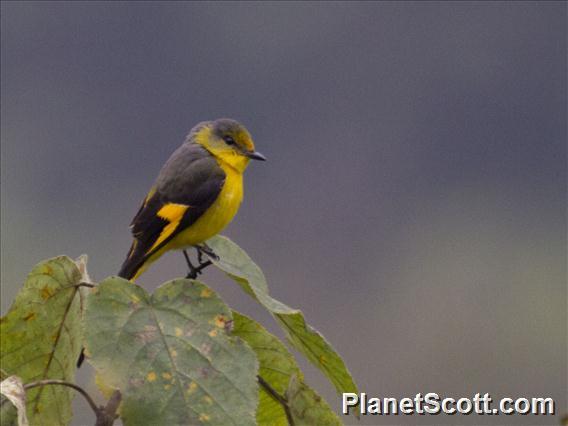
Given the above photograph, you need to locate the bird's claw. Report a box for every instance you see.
[185,269,198,279]
[183,248,214,279]
[197,244,219,261]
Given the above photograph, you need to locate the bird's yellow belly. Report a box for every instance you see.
[168,170,243,249]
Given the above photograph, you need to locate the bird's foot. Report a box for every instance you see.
[196,243,220,262]
[183,248,213,279]
[185,265,198,279]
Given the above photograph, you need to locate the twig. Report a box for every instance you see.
[24,380,99,415]
[257,375,295,426]
[95,390,121,426]
[23,380,120,426]
[76,282,95,289]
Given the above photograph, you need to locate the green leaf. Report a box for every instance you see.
[232,312,300,426]
[286,375,342,426]
[232,312,342,426]
[0,402,17,426]
[84,277,258,426]
[0,256,86,426]
[207,236,358,401]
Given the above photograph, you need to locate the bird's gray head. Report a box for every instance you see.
[187,118,266,170]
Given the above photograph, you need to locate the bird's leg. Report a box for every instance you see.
[196,243,220,261]
[183,249,199,279]
[184,248,214,279]
[197,246,204,265]
[182,244,215,278]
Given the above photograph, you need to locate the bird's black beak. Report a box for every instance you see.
[246,151,267,161]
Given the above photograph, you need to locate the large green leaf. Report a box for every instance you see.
[207,236,358,402]
[286,375,342,426]
[232,312,342,426]
[0,256,86,426]
[232,312,300,426]
[83,277,258,426]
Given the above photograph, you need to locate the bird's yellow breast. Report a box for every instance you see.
[167,162,244,249]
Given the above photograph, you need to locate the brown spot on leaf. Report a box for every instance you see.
[40,285,55,300]
[214,314,228,329]
[22,312,35,322]
[136,325,158,343]
[186,381,198,395]
[199,367,211,379]
[129,377,144,388]
[200,343,212,356]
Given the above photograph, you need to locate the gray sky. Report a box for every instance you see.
[1,2,566,424]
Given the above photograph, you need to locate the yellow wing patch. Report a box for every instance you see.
[148,203,189,253]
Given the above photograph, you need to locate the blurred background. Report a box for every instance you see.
[1,2,565,425]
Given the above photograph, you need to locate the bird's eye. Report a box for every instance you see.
[223,135,236,145]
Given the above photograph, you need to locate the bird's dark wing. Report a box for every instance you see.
[118,144,225,279]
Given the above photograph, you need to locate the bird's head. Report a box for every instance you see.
[191,118,266,173]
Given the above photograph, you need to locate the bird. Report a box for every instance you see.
[117,118,266,281]
[77,118,265,368]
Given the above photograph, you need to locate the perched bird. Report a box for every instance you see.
[77,119,264,368]
[118,118,266,281]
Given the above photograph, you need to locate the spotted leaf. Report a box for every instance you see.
[83,277,258,426]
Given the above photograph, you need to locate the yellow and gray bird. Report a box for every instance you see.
[117,118,266,281]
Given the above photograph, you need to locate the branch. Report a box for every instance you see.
[23,380,120,426]
[24,380,98,415]
[95,390,121,426]
[76,282,95,289]
[257,375,295,426]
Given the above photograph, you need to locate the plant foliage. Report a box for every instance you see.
[0,237,357,425]
[0,257,86,426]
[207,236,358,398]
[84,277,258,426]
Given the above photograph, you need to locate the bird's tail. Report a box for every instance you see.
[118,240,146,281]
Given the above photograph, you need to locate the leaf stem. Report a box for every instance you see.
[24,379,99,415]
[22,380,121,426]
[76,282,95,288]
[257,375,295,426]
[95,390,122,426]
